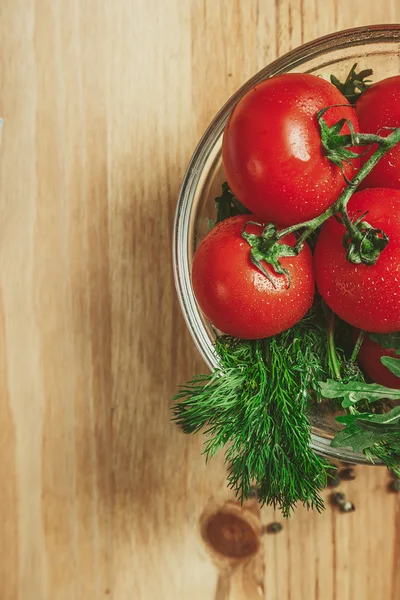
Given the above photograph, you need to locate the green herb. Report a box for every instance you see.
[369,332,400,352]
[331,406,400,477]
[211,182,250,227]
[350,330,366,362]
[381,355,400,377]
[318,311,400,474]
[172,312,332,517]
[323,307,365,391]
[321,375,400,473]
[319,379,400,408]
[366,443,400,476]
[332,407,400,451]
[330,63,373,104]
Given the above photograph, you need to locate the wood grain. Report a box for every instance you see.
[0,1,399,599]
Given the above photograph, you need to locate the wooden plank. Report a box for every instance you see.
[0,1,399,599]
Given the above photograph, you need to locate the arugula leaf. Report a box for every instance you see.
[338,407,400,429]
[331,421,383,451]
[332,407,400,451]
[319,379,400,408]
[369,332,400,353]
[356,405,400,427]
[381,355,400,378]
[332,424,399,451]
[331,413,371,451]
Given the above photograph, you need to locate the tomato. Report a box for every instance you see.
[357,333,400,389]
[222,73,359,227]
[356,75,400,189]
[314,188,400,333]
[192,215,314,339]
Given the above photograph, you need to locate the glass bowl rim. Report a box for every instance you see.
[173,24,400,463]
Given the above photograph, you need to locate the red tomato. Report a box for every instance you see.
[356,75,400,189]
[222,73,359,227]
[192,215,315,339]
[314,188,400,333]
[357,334,400,389]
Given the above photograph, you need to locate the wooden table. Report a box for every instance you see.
[1,1,399,599]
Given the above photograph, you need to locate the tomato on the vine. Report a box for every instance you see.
[357,334,400,389]
[314,188,400,333]
[192,215,314,339]
[356,75,400,190]
[222,73,360,227]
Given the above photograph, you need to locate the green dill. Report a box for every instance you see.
[364,443,400,477]
[172,310,332,517]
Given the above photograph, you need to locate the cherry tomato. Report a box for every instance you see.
[356,333,400,389]
[222,73,359,227]
[192,215,315,339]
[356,75,400,189]
[314,188,400,333]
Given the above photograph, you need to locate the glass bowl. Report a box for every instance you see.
[173,25,400,464]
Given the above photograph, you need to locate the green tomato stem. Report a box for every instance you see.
[339,207,360,241]
[277,125,400,248]
[332,131,396,148]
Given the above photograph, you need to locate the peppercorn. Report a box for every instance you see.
[266,522,283,534]
[339,467,356,481]
[331,492,355,513]
[389,479,400,492]
[340,501,355,513]
[332,492,346,505]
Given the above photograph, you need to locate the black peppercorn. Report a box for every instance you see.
[389,479,400,492]
[266,522,283,534]
[339,467,356,481]
[340,501,355,513]
[332,492,346,505]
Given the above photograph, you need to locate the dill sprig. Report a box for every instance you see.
[364,443,400,477]
[172,313,332,517]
